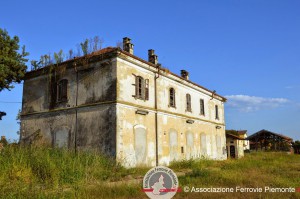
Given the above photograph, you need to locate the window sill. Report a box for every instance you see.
[133,96,148,101]
[56,99,68,103]
[168,105,176,108]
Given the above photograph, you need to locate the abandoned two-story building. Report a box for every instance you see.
[20,37,227,167]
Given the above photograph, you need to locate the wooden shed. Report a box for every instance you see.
[247,129,293,151]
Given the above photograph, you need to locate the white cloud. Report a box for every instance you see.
[225,95,289,112]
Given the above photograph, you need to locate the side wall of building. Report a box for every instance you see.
[21,58,117,156]
[226,137,244,159]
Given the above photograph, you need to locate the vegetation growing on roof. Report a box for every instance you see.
[29,36,105,71]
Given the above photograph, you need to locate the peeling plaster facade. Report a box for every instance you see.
[21,41,227,167]
[226,134,244,159]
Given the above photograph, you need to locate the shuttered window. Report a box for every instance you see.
[57,79,68,102]
[145,79,149,100]
[215,105,219,120]
[200,99,205,115]
[169,88,176,107]
[134,76,149,101]
[186,94,191,112]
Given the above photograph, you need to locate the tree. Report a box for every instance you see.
[0,28,29,91]
[80,39,89,56]
[54,49,64,64]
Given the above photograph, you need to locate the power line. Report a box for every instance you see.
[0,101,22,104]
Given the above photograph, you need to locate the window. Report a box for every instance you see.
[57,79,68,102]
[200,99,205,116]
[186,94,191,112]
[135,76,149,100]
[169,88,176,107]
[215,105,219,120]
[136,76,143,98]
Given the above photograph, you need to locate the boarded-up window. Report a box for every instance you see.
[186,94,191,112]
[216,135,222,154]
[169,129,178,161]
[134,126,147,164]
[55,129,69,148]
[169,88,176,107]
[186,132,194,159]
[57,79,68,102]
[200,133,207,155]
[200,99,205,115]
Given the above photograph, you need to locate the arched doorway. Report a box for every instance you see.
[230,145,236,158]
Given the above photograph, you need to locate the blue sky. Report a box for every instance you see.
[0,0,299,141]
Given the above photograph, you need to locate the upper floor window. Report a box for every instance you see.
[186,94,191,112]
[135,76,149,100]
[169,88,176,107]
[57,79,68,102]
[200,99,205,116]
[215,105,219,120]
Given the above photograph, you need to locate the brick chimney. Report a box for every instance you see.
[180,70,189,80]
[0,111,6,120]
[123,37,134,54]
[148,49,158,65]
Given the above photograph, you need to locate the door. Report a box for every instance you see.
[230,145,236,158]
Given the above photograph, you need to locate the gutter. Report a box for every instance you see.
[154,64,161,166]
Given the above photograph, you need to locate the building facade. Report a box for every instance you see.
[237,130,250,150]
[21,38,227,167]
[226,133,245,159]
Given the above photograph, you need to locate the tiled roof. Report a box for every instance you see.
[119,49,226,101]
[226,133,245,140]
[247,129,293,141]
[237,130,247,135]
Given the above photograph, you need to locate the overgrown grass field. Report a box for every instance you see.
[0,146,299,198]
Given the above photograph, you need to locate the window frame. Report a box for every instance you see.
[186,93,192,112]
[57,79,68,102]
[200,98,205,116]
[215,105,219,120]
[169,87,176,108]
[134,75,149,101]
[135,76,144,99]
